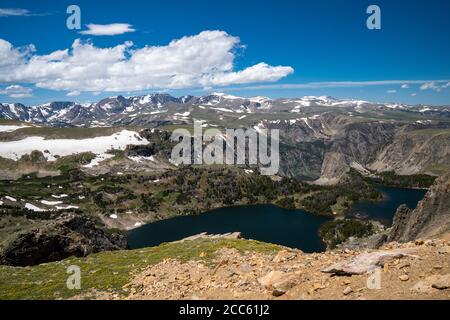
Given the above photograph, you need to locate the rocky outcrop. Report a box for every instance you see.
[178,232,242,242]
[316,122,399,183]
[321,248,419,275]
[388,205,414,241]
[388,171,450,242]
[315,152,348,184]
[339,171,449,249]
[0,213,127,266]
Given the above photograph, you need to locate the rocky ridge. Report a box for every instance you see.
[388,171,450,242]
[74,237,450,300]
[0,213,127,266]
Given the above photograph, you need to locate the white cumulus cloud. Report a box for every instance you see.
[0,31,294,93]
[0,84,32,98]
[79,23,136,36]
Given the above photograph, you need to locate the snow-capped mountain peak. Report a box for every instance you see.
[1,94,448,127]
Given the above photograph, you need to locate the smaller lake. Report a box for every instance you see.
[346,187,427,225]
[128,187,427,253]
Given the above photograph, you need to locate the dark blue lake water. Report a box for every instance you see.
[127,187,427,253]
[346,187,427,225]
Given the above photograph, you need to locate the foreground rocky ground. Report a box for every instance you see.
[0,234,448,300]
[64,234,449,300]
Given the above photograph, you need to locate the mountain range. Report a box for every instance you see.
[1,93,450,183]
[1,93,449,127]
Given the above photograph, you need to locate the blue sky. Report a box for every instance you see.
[0,0,449,105]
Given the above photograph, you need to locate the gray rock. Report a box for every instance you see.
[258,270,298,296]
[0,213,127,266]
[322,248,419,275]
[179,232,242,242]
[387,172,450,243]
[343,286,353,295]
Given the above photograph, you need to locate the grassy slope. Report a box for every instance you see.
[408,128,450,137]
[0,238,281,300]
[352,111,450,123]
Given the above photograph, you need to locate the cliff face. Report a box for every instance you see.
[311,121,399,183]
[388,171,450,242]
[276,118,408,183]
[369,130,450,176]
[317,127,450,184]
[0,213,127,266]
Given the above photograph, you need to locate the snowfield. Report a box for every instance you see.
[25,201,78,212]
[0,125,30,132]
[41,200,63,206]
[210,107,235,113]
[0,130,149,163]
[52,194,68,199]
[25,203,47,212]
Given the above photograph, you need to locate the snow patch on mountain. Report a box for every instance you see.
[210,107,235,113]
[0,125,31,132]
[25,203,47,212]
[0,130,148,162]
[84,154,115,168]
[41,200,63,206]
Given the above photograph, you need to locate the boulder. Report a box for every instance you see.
[258,270,298,296]
[321,248,419,275]
[272,250,295,263]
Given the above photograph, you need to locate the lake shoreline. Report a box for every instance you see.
[127,186,427,253]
